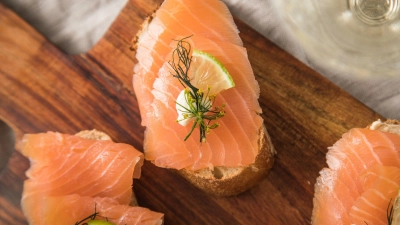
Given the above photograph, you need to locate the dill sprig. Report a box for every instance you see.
[169,36,226,143]
[75,204,117,225]
[75,204,99,225]
[388,198,394,225]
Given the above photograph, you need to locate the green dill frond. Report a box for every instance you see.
[75,204,99,225]
[171,36,226,143]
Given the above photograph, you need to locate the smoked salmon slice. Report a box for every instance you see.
[312,127,400,225]
[18,132,163,225]
[30,194,163,225]
[133,0,263,171]
[350,165,400,225]
[133,0,243,126]
[143,36,262,170]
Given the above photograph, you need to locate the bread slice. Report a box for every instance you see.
[130,8,157,52]
[75,129,138,205]
[177,125,275,196]
[367,119,400,134]
[75,129,112,141]
[131,4,276,196]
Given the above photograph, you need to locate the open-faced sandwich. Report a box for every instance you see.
[131,0,276,196]
[312,119,400,225]
[18,130,163,225]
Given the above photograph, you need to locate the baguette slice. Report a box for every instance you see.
[367,119,400,133]
[177,125,275,196]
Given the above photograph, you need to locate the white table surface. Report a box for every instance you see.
[2,0,399,120]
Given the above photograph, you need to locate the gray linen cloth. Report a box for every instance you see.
[2,0,399,120]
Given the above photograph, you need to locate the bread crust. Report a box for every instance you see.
[176,125,276,196]
[367,119,400,135]
[130,9,158,52]
[75,129,112,141]
[385,119,400,125]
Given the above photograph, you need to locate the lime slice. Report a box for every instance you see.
[188,49,235,95]
[87,220,116,225]
[175,49,234,127]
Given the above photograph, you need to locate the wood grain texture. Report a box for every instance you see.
[0,0,384,224]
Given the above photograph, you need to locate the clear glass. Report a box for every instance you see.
[275,0,400,77]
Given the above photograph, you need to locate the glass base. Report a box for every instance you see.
[349,0,399,25]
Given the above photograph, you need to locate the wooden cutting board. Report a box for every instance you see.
[0,0,384,224]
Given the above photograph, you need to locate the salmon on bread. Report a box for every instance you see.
[312,119,400,225]
[132,0,275,196]
[18,130,163,225]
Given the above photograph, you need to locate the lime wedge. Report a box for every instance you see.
[188,49,235,95]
